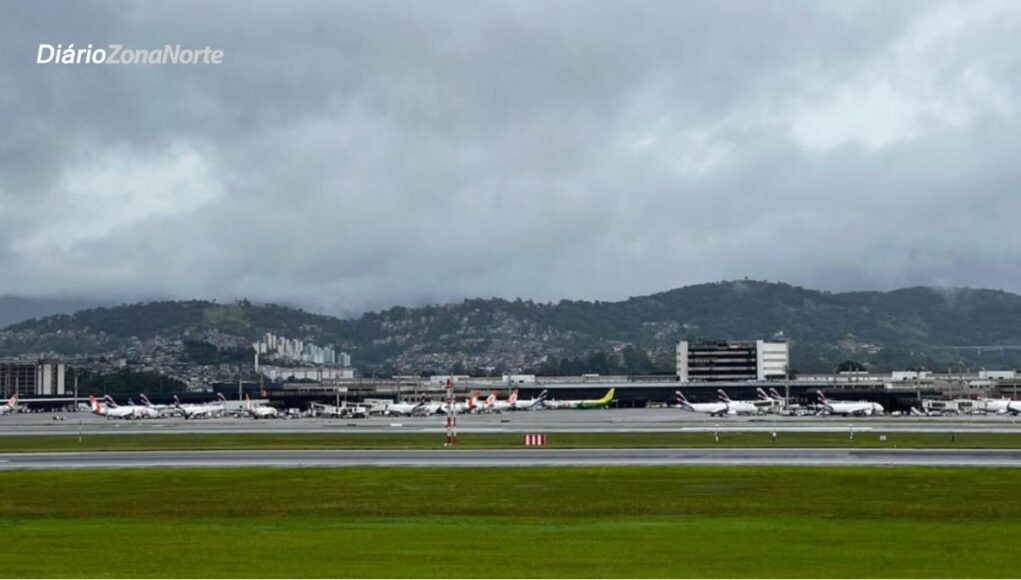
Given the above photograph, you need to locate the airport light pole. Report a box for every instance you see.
[444,376,456,446]
[784,364,790,405]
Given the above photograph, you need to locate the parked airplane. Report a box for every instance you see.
[139,394,177,417]
[979,398,1021,415]
[416,400,445,415]
[481,389,542,413]
[88,395,142,419]
[511,389,548,410]
[482,391,526,413]
[245,393,279,418]
[106,395,160,419]
[545,388,615,409]
[816,390,884,416]
[754,387,784,413]
[474,392,497,413]
[174,393,226,419]
[0,393,18,415]
[442,391,482,414]
[385,398,425,416]
[716,389,760,415]
[675,390,730,416]
[434,391,480,414]
[757,387,785,403]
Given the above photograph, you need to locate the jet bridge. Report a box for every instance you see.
[309,401,368,418]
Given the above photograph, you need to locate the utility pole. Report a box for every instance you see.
[444,376,456,446]
[784,364,790,406]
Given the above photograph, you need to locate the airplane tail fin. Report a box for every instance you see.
[508,389,519,404]
[768,387,783,399]
[88,394,101,413]
[5,392,17,408]
[139,394,153,407]
[756,387,769,401]
[717,389,732,403]
[816,390,829,405]
[486,392,497,406]
[216,393,226,402]
[602,388,615,402]
[675,390,690,405]
[103,395,118,408]
[537,389,548,401]
[173,395,182,408]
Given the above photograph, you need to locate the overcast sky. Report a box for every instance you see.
[1,1,1019,315]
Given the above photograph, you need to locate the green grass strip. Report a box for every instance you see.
[0,430,1017,452]
[2,466,1021,577]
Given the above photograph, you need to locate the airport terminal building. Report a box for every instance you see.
[0,359,66,396]
[676,340,789,382]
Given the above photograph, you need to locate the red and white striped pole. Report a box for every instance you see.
[445,376,457,446]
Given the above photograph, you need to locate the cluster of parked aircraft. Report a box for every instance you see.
[675,388,886,417]
[380,388,622,416]
[384,388,555,416]
[7,385,1021,420]
[86,393,279,419]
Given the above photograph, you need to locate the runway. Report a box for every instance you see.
[2,448,1021,469]
[6,409,1021,435]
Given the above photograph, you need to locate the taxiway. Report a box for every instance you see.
[4,408,1021,435]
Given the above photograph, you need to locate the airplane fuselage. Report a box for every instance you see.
[821,401,884,416]
[680,402,731,416]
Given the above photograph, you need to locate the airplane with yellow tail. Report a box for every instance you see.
[545,388,615,409]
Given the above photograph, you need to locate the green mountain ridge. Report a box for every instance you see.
[0,296,111,328]
[4,281,1021,374]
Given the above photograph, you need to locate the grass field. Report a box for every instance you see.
[3,466,1021,577]
[0,430,1018,452]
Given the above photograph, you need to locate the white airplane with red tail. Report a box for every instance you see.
[0,393,19,415]
[245,393,279,418]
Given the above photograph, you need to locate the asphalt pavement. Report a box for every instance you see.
[2,447,1021,469]
[5,408,1021,435]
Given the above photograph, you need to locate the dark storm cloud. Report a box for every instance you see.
[0,0,1019,315]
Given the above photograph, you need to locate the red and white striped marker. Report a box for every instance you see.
[523,433,546,446]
